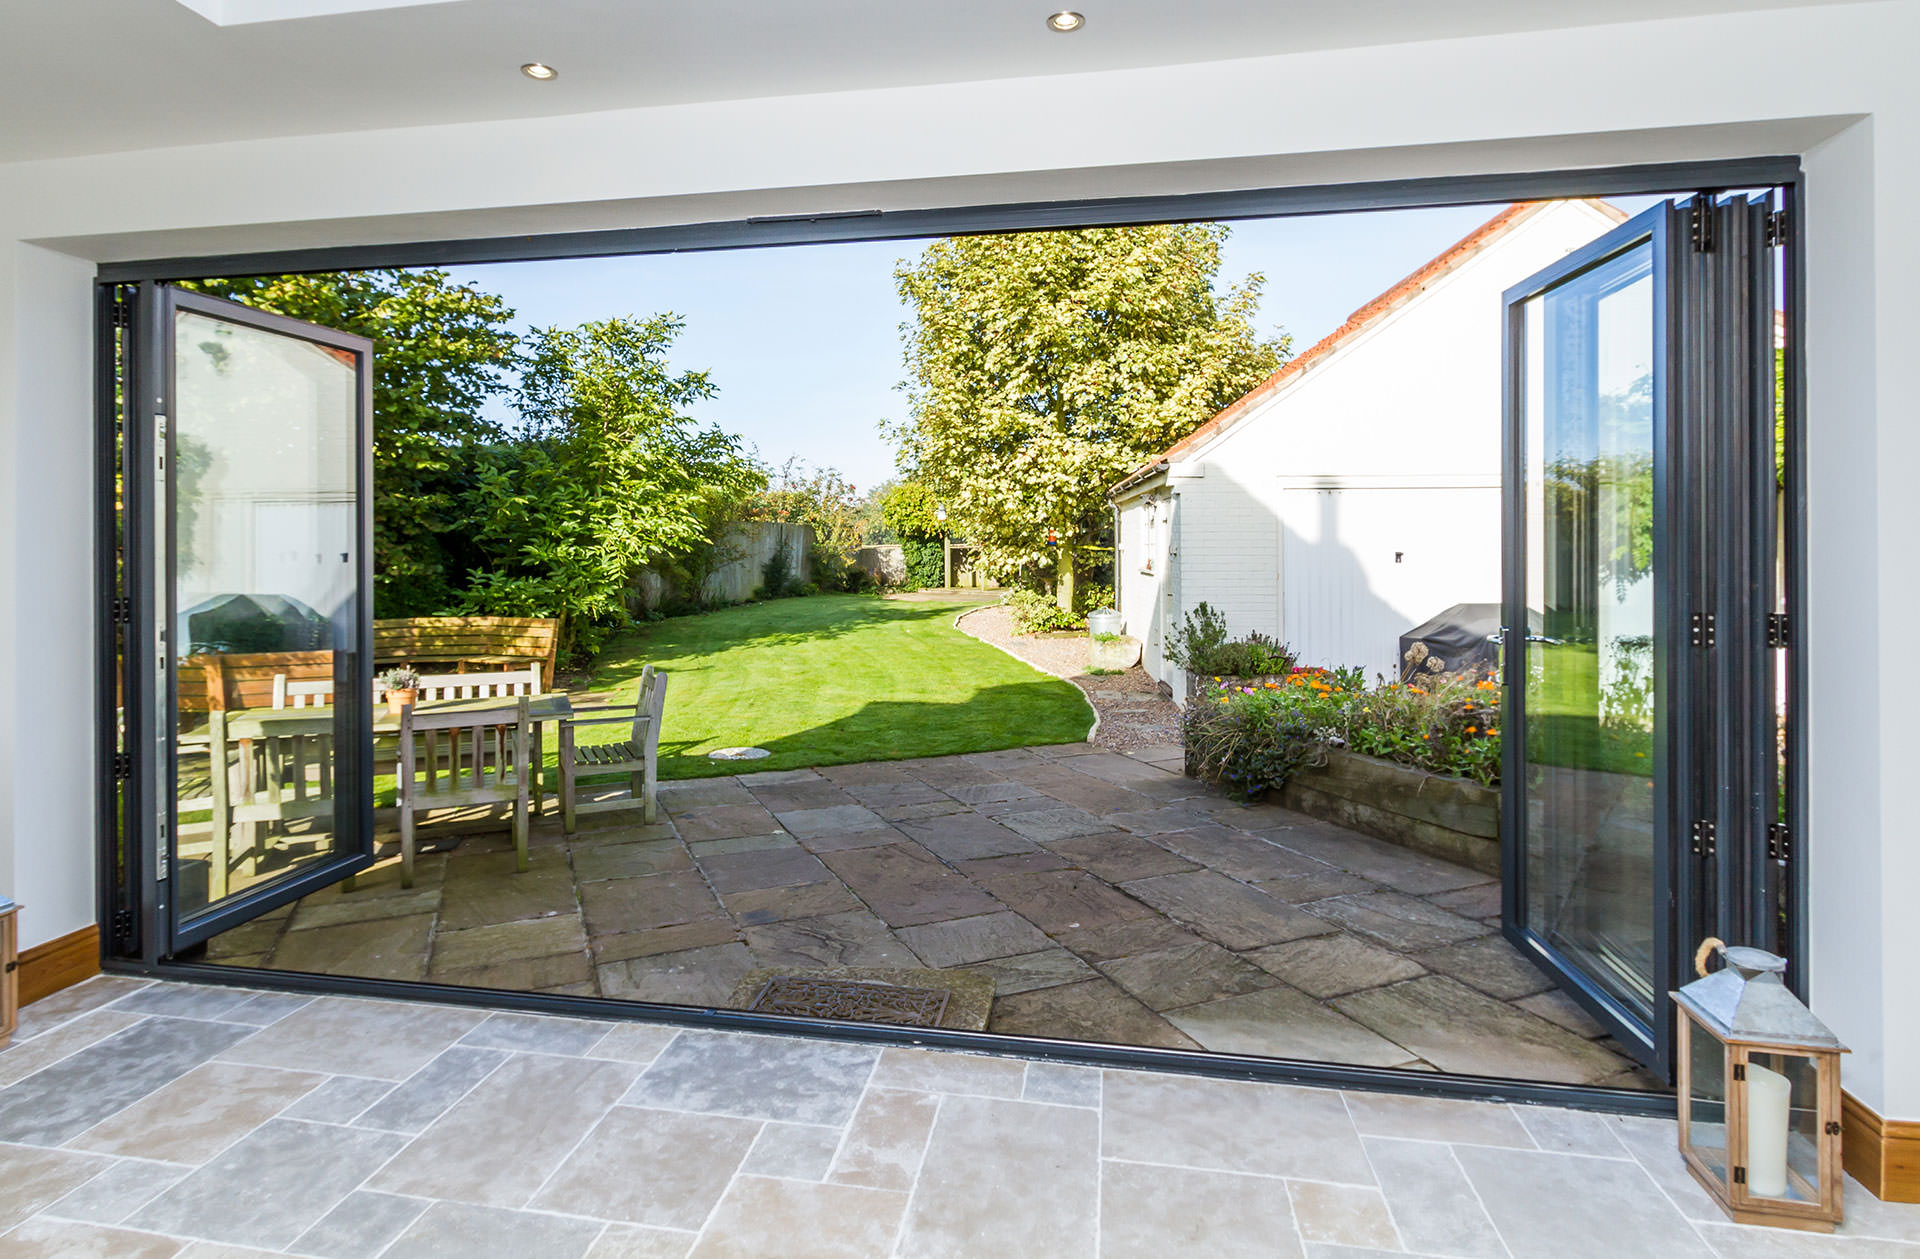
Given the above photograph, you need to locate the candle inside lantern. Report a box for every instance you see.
[1745,1061,1792,1197]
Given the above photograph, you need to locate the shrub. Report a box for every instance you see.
[1164,603,1228,670]
[900,538,946,590]
[1005,588,1081,634]
[1073,582,1116,617]
[760,544,799,599]
[1164,603,1296,676]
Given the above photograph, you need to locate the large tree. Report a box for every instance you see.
[457,315,764,661]
[891,225,1287,608]
[182,269,520,616]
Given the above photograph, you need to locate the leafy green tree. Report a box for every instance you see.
[892,225,1287,609]
[181,270,519,615]
[878,478,947,589]
[458,315,763,661]
[746,458,872,590]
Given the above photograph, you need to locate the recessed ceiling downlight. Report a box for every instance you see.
[520,62,558,80]
[1046,10,1084,32]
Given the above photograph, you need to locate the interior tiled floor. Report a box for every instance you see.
[5,977,1918,1258]
[208,742,1656,1088]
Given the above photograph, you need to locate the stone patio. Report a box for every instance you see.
[206,743,1659,1089]
[6,977,1919,1257]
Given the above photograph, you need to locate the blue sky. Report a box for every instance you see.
[443,199,1654,491]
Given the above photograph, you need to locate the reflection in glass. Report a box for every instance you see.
[171,309,358,918]
[1688,1014,1729,1182]
[1520,241,1659,1020]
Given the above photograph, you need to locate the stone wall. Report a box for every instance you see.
[1279,749,1499,876]
[855,544,905,586]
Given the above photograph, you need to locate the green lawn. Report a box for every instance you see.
[574,594,1094,780]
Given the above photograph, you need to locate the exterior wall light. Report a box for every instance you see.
[520,62,558,81]
[1046,11,1085,32]
[1674,940,1849,1232]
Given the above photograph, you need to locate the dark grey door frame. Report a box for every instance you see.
[94,155,1807,1113]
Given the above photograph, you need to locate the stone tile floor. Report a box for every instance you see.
[5,977,1919,1257]
[208,742,1654,1088]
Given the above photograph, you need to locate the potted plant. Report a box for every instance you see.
[375,667,421,717]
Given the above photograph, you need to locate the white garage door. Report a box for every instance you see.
[1280,484,1501,679]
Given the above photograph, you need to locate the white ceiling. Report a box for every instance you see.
[2,0,1856,164]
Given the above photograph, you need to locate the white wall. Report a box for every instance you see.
[1,0,1916,1118]
[1143,201,1617,684]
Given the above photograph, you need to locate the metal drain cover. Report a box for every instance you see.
[707,746,771,761]
[746,976,952,1027]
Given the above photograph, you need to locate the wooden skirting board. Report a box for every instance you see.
[1843,1090,1920,1204]
[18,924,99,1007]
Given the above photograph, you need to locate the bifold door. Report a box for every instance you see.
[1500,195,1783,1079]
[122,285,377,955]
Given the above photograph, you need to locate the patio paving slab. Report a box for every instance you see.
[717,879,863,926]
[1414,934,1557,1000]
[966,948,1098,995]
[1165,983,1422,1066]
[694,846,832,895]
[1303,891,1493,952]
[818,843,1002,928]
[742,910,921,969]
[896,910,1055,967]
[997,805,1116,843]
[1095,939,1278,1012]
[988,978,1200,1050]
[270,911,435,981]
[581,870,726,936]
[746,781,856,812]
[598,943,757,1005]
[1122,869,1336,950]
[1334,976,1631,1085]
[1243,932,1429,999]
[571,838,694,882]
[1100,1160,1306,1259]
[775,803,889,839]
[626,1030,878,1126]
[1045,831,1198,882]
[978,868,1158,933]
[672,803,783,843]
[897,812,1038,861]
[592,917,744,964]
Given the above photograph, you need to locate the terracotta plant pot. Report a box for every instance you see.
[386,688,418,717]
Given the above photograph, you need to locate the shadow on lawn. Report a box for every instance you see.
[656,683,1092,780]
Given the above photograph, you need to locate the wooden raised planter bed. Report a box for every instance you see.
[1278,749,1500,876]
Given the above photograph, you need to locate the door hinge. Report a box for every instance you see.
[1691,819,1718,859]
[1690,612,1717,648]
[111,751,132,781]
[1690,200,1717,253]
[108,296,133,328]
[1826,1120,1843,1136]
[1765,209,1789,248]
[1733,1063,1747,1082]
[1768,822,1792,862]
[110,596,132,624]
[1733,1166,1748,1185]
[111,907,136,946]
[1766,612,1789,649]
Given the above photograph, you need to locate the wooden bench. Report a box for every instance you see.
[374,617,561,689]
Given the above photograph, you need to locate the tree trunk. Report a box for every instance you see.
[1054,544,1077,614]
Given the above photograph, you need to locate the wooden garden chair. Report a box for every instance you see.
[397,695,533,887]
[559,666,668,832]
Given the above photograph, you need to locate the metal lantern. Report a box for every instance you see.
[1673,940,1849,1232]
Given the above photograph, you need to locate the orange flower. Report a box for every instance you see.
[1466,726,1478,734]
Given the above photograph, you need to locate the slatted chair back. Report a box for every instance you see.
[411,666,542,703]
[272,675,335,709]
[395,695,533,887]
[374,616,560,688]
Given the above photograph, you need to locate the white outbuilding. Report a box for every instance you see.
[1111,199,1627,698]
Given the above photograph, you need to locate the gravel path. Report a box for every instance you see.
[956,603,1184,751]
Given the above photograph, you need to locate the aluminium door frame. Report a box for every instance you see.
[122,284,379,956]
[95,155,1806,1114]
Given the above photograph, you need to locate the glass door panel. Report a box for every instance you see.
[1520,238,1659,1022]
[1502,203,1677,1072]
[163,289,374,949]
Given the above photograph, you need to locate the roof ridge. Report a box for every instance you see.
[1113,197,1627,494]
